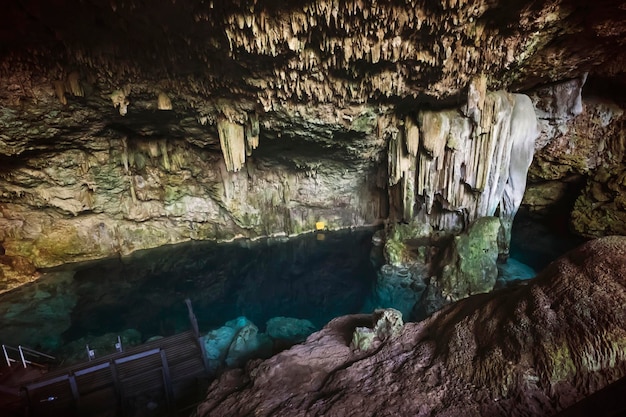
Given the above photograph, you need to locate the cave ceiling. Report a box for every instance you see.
[1,0,625,159]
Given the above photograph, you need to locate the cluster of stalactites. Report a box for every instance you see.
[203,0,528,106]
[217,111,260,172]
[388,76,538,236]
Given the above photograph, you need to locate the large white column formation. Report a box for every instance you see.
[388,79,539,252]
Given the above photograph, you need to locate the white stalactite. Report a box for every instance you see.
[217,117,246,172]
[390,90,539,244]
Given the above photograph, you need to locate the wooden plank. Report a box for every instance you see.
[114,348,161,365]
[119,368,164,397]
[76,366,114,396]
[26,374,70,390]
[77,386,117,416]
[160,349,174,414]
[74,361,110,376]
[27,379,75,416]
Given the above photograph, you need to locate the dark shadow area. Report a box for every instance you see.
[510,207,588,271]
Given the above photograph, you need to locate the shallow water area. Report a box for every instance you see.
[0,228,379,361]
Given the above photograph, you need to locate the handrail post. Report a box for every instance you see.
[185,298,200,338]
[18,345,27,368]
[2,345,11,367]
[115,335,123,353]
[86,345,95,361]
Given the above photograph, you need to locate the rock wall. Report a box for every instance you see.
[523,77,626,238]
[0,0,624,294]
[0,100,387,291]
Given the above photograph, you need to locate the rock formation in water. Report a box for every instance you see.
[194,236,626,417]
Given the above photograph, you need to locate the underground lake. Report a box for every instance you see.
[0,214,584,368]
[0,228,383,365]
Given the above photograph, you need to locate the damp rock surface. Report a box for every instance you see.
[194,236,626,417]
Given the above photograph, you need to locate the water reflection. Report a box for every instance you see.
[0,228,378,359]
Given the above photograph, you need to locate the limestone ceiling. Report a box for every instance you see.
[0,0,625,157]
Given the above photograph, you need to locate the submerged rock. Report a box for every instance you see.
[194,237,626,417]
[366,264,426,319]
[202,317,273,373]
[265,317,317,344]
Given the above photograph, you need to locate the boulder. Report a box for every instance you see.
[265,317,317,344]
[351,308,404,352]
[438,216,501,301]
[202,317,273,373]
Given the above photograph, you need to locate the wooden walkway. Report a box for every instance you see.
[15,330,210,417]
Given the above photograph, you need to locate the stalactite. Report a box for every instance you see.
[53,81,67,105]
[245,112,260,156]
[391,89,538,237]
[217,116,246,172]
[404,115,420,157]
[121,136,129,174]
[159,140,170,171]
[157,92,173,110]
[66,71,84,97]
[110,85,131,116]
[387,120,404,187]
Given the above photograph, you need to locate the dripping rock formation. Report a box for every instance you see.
[194,236,626,417]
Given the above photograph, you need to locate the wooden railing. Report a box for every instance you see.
[17,299,209,416]
[22,330,208,416]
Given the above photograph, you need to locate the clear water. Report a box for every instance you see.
[0,214,584,362]
[509,211,587,271]
[0,228,380,357]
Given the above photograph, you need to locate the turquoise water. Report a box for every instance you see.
[0,228,379,358]
[0,215,583,363]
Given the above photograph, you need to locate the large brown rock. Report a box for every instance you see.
[195,236,626,417]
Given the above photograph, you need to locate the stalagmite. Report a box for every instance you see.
[217,116,246,172]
